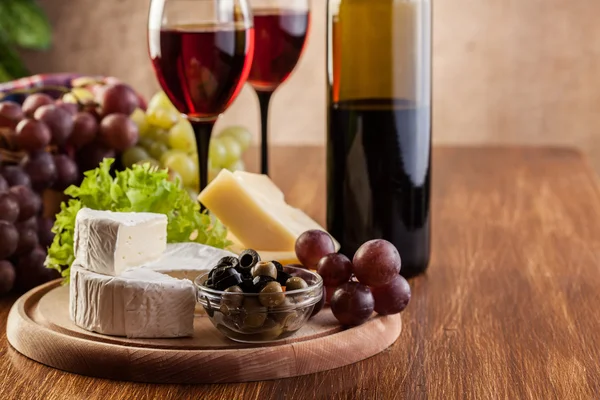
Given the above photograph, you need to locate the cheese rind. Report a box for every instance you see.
[74,208,168,276]
[70,264,196,338]
[198,170,335,251]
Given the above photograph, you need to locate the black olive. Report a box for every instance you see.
[252,275,275,292]
[213,267,243,291]
[239,277,256,293]
[238,249,260,276]
[251,261,278,280]
[216,256,239,269]
[276,271,292,286]
[271,260,284,272]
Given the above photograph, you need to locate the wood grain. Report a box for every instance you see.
[6,282,400,383]
[2,146,600,398]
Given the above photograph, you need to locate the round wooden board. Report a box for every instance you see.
[6,280,402,384]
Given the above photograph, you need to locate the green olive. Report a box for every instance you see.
[222,285,244,308]
[251,261,278,280]
[258,319,284,341]
[285,276,308,291]
[271,310,299,328]
[242,297,267,329]
[258,281,285,307]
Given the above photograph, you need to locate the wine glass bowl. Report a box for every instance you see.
[148,0,254,191]
[247,0,311,174]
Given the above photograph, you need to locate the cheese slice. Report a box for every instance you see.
[74,208,168,276]
[198,170,337,251]
[70,264,196,338]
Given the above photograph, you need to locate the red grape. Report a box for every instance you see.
[371,275,411,315]
[69,111,98,149]
[353,239,401,287]
[1,165,31,187]
[99,113,139,151]
[76,142,116,172]
[0,191,19,223]
[14,227,39,256]
[22,93,53,117]
[15,246,59,292]
[9,185,41,221]
[0,101,24,128]
[15,216,37,231]
[55,100,78,116]
[317,253,353,287]
[0,260,16,294]
[0,221,18,259]
[295,230,336,269]
[325,285,336,305]
[0,175,7,192]
[330,282,375,326]
[52,154,79,190]
[34,104,74,145]
[15,119,51,151]
[101,83,139,116]
[24,151,57,191]
[37,216,55,247]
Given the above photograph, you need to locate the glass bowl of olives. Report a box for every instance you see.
[195,252,323,343]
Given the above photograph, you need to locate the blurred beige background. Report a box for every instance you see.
[21,0,600,172]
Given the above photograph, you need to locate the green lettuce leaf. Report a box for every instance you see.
[45,159,231,283]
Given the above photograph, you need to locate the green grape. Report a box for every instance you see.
[220,136,243,168]
[162,152,196,187]
[169,119,196,152]
[209,138,228,168]
[219,126,252,151]
[227,159,246,172]
[130,108,151,137]
[147,108,180,130]
[146,126,170,145]
[63,88,95,105]
[160,149,185,166]
[147,91,177,113]
[122,146,151,168]
[191,152,199,168]
[149,141,169,160]
[209,167,222,183]
[138,137,154,151]
[134,158,161,168]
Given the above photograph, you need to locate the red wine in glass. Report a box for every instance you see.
[249,9,310,91]
[151,24,255,120]
[248,7,310,174]
[150,23,254,191]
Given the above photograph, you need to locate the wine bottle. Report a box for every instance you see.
[326,0,432,277]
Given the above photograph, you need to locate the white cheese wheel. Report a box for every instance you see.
[74,208,168,276]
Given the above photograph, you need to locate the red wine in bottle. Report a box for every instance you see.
[326,0,432,278]
[150,23,255,120]
[248,9,310,92]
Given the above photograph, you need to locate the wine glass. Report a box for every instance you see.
[148,0,254,192]
[247,0,311,174]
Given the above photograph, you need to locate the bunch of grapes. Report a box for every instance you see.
[122,91,252,199]
[294,230,411,326]
[0,78,145,295]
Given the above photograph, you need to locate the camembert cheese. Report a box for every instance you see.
[198,170,334,251]
[74,208,167,276]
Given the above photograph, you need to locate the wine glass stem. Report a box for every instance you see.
[257,90,273,175]
[191,120,215,195]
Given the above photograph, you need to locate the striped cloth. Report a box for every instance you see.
[0,73,83,103]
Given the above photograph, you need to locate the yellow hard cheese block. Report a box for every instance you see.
[199,169,339,252]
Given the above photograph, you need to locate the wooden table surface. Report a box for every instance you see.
[2,146,600,400]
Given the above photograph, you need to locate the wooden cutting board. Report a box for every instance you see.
[6,280,402,384]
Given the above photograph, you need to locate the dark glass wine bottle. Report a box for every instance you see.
[326,0,432,278]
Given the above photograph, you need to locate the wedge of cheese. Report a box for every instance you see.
[198,170,337,252]
[74,208,167,276]
[70,264,196,338]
